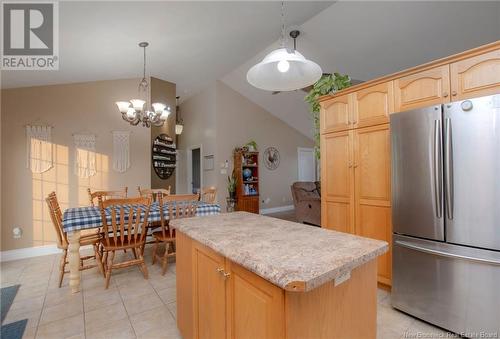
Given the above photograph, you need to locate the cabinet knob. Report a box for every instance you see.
[348,161,353,168]
[443,92,449,98]
[451,91,457,97]
[223,272,231,279]
[216,268,224,274]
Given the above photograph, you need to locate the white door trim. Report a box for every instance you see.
[297,147,316,181]
[187,144,203,194]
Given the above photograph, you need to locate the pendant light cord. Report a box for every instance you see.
[143,45,146,80]
[280,1,285,48]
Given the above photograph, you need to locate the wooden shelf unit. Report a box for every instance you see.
[234,150,260,213]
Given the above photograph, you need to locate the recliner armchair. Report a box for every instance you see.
[290,182,321,226]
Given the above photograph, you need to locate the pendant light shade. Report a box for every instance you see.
[246,48,322,91]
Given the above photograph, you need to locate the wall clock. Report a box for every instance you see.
[263,147,280,170]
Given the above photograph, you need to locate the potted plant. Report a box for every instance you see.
[246,140,258,152]
[227,171,237,199]
[304,73,351,159]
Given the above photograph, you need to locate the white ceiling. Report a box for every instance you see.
[0,1,332,97]
[223,1,500,139]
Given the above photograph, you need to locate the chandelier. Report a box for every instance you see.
[115,42,171,127]
[246,2,322,92]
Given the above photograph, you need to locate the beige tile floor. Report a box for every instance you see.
[1,246,452,339]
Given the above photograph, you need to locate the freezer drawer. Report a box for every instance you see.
[392,235,500,335]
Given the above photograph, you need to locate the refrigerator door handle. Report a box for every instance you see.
[444,118,454,220]
[433,120,443,218]
[395,240,500,266]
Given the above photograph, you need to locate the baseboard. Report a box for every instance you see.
[260,205,294,215]
[0,244,60,262]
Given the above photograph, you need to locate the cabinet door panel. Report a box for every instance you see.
[394,65,450,112]
[356,205,392,285]
[226,261,284,339]
[177,232,194,339]
[321,131,354,233]
[354,124,392,285]
[353,82,394,128]
[193,243,226,339]
[320,94,352,133]
[450,49,500,100]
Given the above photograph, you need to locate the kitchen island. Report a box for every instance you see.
[172,212,388,339]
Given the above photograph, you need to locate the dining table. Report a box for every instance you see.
[62,201,221,293]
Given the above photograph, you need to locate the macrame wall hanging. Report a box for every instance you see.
[74,134,96,178]
[26,125,53,173]
[112,131,131,173]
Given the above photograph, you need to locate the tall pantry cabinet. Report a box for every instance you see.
[320,41,500,287]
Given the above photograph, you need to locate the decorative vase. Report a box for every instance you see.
[243,168,252,180]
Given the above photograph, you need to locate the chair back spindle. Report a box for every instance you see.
[45,192,68,249]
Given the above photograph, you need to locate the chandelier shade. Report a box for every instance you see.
[247,48,322,92]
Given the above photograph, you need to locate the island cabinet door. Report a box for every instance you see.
[450,49,500,100]
[352,81,394,129]
[192,242,227,339]
[353,124,392,285]
[225,260,285,339]
[321,131,355,233]
[394,65,451,113]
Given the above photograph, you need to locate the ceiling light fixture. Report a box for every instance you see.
[246,2,322,92]
[115,42,171,128]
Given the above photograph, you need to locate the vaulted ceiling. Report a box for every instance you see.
[2,1,499,139]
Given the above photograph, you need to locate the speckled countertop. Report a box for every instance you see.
[171,212,388,292]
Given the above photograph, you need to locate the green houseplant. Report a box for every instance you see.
[245,140,258,152]
[227,171,237,199]
[304,73,352,159]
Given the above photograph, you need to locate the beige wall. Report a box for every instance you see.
[215,81,313,211]
[1,79,152,251]
[178,81,314,211]
[150,77,177,192]
[177,85,217,194]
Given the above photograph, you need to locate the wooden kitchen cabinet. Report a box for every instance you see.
[394,65,451,112]
[320,94,352,133]
[450,49,500,100]
[225,261,285,339]
[321,131,354,234]
[353,124,392,285]
[352,81,394,128]
[183,234,285,339]
[192,241,227,339]
[321,125,392,285]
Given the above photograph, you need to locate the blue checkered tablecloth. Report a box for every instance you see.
[62,201,221,232]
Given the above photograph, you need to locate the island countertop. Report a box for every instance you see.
[171,211,388,292]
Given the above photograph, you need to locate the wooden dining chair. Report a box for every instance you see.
[99,197,151,288]
[137,186,171,200]
[45,192,104,287]
[152,194,198,275]
[88,187,128,206]
[200,186,217,204]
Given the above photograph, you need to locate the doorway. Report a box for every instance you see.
[297,147,316,181]
[187,145,203,194]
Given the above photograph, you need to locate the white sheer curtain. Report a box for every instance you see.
[26,125,53,173]
[112,131,130,173]
[74,134,96,178]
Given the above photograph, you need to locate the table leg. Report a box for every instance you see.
[67,230,81,293]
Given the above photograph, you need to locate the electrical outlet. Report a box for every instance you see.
[12,227,22,239]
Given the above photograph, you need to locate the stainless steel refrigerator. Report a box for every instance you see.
[391,94,500,335]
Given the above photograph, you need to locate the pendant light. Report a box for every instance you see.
[175,96,184,135]
[246,2,322,92]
